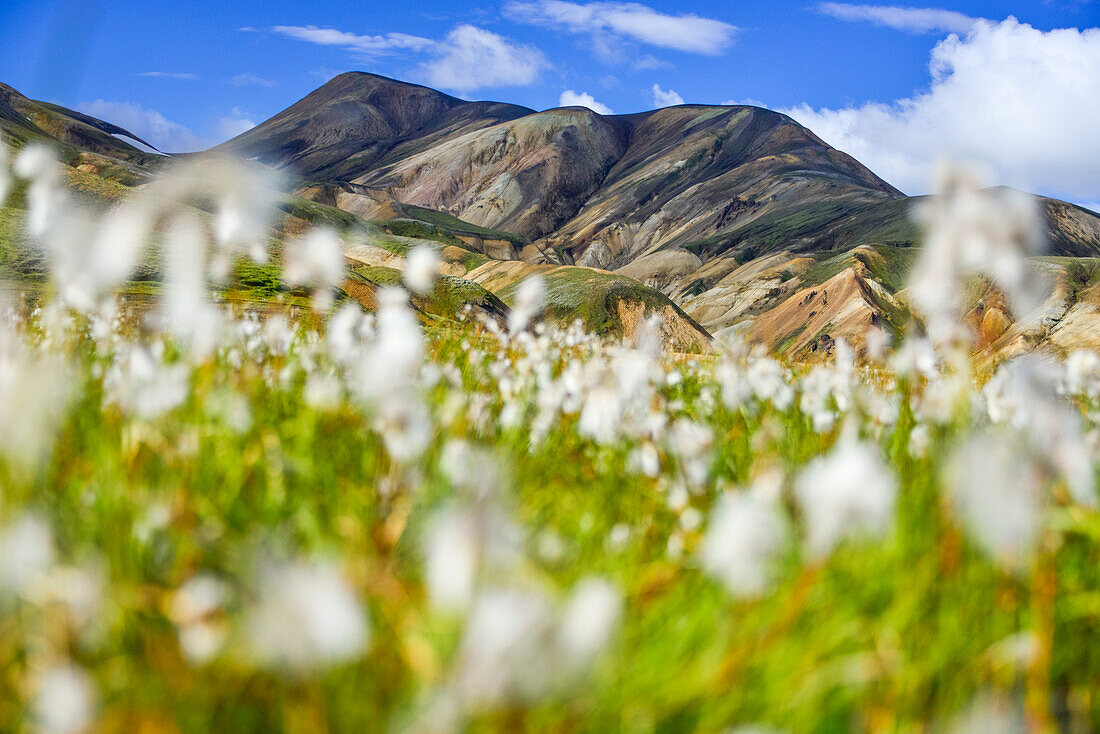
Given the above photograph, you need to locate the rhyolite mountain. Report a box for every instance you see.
[214,72,1100,357]
[4,72,1100,358]
[0,82,164,173]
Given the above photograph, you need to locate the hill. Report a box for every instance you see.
[3,73,1100,359]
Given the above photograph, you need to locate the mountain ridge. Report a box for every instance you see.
[4,72,1100,359]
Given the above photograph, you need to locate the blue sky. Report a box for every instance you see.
[1,1,1098,204]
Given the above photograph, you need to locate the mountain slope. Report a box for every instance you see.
[211,72,1100,359]
[0,83,163,167]
[4,72,1100,361]
[215,72,534,182]
[211,73,1100,275]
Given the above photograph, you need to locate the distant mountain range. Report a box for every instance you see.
[4,72,1100,358]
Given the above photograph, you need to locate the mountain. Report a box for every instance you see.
[221,72,1100,356]
[0,83,163,171]
[214,72,533,182]
[220,74,907,259]
[4,73,1100,359]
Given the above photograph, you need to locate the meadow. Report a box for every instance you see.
[0,144,1098,733]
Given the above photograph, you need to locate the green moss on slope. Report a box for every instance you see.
[349,266,509,321]
[494,266,706,339]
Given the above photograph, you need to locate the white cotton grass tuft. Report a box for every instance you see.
[699,471,786,597]
[40,201,150,313]
[794,433,897,559]
[909,163,1045,344]
[246,559,370,672]
[169,575,229,664]
[947,690,1026,734]
[508,274,546,334]
[104,344,190,420]
[0,335,73,472]
[746,357,793,409]
[282,228,346,311]
[1062,349,1100,399]
[209,161,280,270]
[0,512,56,595]
[404,244,440,295]
[944,432,1045,570]
[556,577,621,665]
[422,506,480,613]
[454,587,555,705]
[160,215,223,357]
[374,396,433,463]
[981,354,1097,507]
[33,664,95,734]
[14,143,66,238]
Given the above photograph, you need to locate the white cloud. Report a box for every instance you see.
[652,83,684,108]
[270,22,546,93]
[271,25,434,56]
[138,71,198,80]
[217,108,257,140]
[76,100,208,153]
[505,1,737,55]
[230,73,277,87]
[559,90,613,114]
[633,54,671,70]
[782,19,1100,204]
[418,25,548,92]
[816,3,981,34]
[721,97,766,107]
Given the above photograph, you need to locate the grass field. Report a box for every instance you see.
[0,298,1098,733]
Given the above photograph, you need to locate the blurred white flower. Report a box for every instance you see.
[509,275,546,335]
[556,577,621,665]
[422,506,480,613]
[890,336,938,378]
[282,228,345,311]
[1063,349,1100,398]
[699,473,786,596]
[717,359,750,409]
[628,442,661,477]
[22,563,104,628]
[304,372,343,410]
[104,345,190,419]
[170,575,228,664]
[0,337,73,471]
[14,144,66,237]
[210,162,280,267]
[948,691,1026,734]
[404,244,440,295]
[454,588,554,704]
[908,423,931,457]
[247,560,370,672]
[34,665,95,734]
[607,523,631,550]
[47,204,150,312]
[161,215,223,357]
[910,164,1045,344]
[795,435,896,558]
[945,433,1044,570]
[439,439,503,498]
[746,357,793,409]
[374,397,433,463]
[0,513,56,595]
[983,354,1096,507]
[263,314,294,354]
[579,384,620,444]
